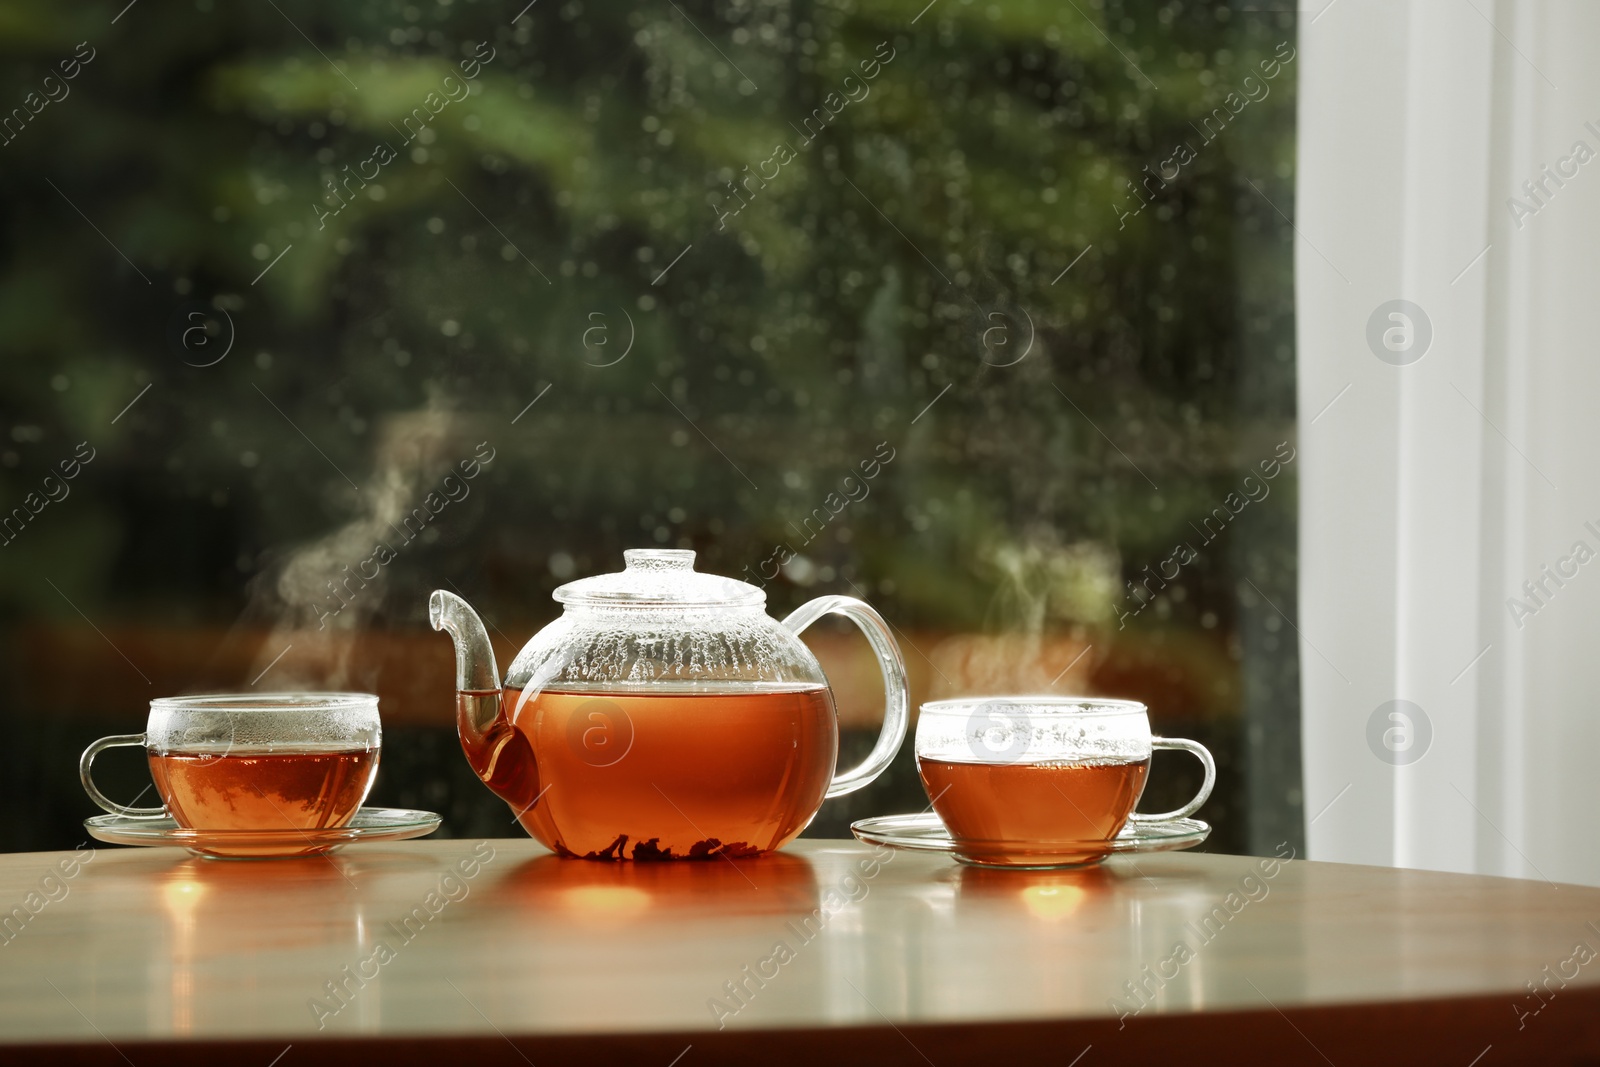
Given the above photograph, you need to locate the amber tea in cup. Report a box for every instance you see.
[916,696,1214,868]
[80,693,381,832]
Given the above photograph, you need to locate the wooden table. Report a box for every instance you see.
[1,839,1597,1065]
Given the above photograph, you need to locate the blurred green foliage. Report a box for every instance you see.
[0,0,1300,852]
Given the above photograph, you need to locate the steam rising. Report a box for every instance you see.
[929,526,1118,698]
[243,402,461,690]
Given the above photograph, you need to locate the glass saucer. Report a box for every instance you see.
[851,812,1210,869]
[85,806,442,860]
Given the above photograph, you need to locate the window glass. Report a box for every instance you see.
[0,1,1299,854]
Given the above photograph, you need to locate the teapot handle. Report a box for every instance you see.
[782,596,909,799]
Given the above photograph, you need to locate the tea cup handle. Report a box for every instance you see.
[1129,738,1216,822]
[782,595,909,799]
[80,733,166,817]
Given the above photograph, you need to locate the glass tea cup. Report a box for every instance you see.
[80,693,382,832]
[915,696,1214,868]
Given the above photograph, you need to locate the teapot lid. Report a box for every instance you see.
[553,549,764,608]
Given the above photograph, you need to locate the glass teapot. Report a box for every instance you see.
[430,549,908,860]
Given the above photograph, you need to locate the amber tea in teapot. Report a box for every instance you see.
[433,550,908,861]
[491,686,836,858]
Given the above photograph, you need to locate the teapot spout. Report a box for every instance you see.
[428,589,501,742]
[429,590,548,837]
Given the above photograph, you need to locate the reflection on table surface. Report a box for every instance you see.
[0,838,1595,1044]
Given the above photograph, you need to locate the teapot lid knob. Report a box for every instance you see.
[623,549,696,572]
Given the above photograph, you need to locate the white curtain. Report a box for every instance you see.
[1298,0,1600,885]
